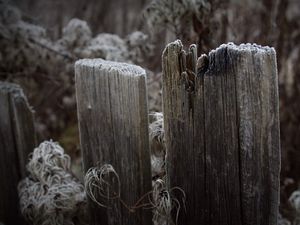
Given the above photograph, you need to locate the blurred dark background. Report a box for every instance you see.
[0,0,300,221]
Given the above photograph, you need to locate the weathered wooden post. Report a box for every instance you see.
[162,41,280,225]
[0,82,36,225]
[75,59,152,225]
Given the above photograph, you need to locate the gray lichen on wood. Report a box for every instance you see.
[162,40,280,225]
[75,59,152,225]
[0,81,36,225]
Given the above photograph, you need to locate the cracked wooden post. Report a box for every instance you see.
[0,82,36,225]
[162,41,280,225]
[75,59,152,225]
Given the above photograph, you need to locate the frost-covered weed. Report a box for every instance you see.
[289,190,300,224]
[144,0,210,34]
[147,71,162,112]
[279,213,291,225]
[18,141,87,225]
[0,2,155,141]
[59,18,92,49]
[0,5,152,73]
[149,112,165,178]
[78,33,129,62]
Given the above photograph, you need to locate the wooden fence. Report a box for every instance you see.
[75,59,152,225]
[0,82,36,225]
[0,41,280,225]
[162,41,280,225]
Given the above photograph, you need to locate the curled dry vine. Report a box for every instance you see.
[84,163,186,225]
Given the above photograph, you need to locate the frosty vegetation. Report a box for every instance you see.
[1,0,300,224]
[279,213,291,225]
[0,1,160,147]
[144,0,210,37]
[17,114,184,225]
[18,141,87,225]
[17,112,166,225]
[149,112,165,178]
[18,137,300,225]
[84,164,122,208]
[288,191,300,225]
[0,3,153,72]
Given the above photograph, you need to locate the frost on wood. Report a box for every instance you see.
[76,58,152,225]
[162,40,280,224]
[75,58,146,77]
[18,141,87,225]
[0,81,36,178]
[0,81,37,225]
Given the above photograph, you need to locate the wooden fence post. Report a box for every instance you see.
[162,41,280,225]
[75,59,152,225]
[0,82,36,225]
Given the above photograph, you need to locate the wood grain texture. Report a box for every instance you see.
[75,59,152,225]
[234,44,280,225]
[0,82,36,225]
[162,41,280,225]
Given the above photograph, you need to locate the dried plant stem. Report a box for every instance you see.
[84,164,186,225]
